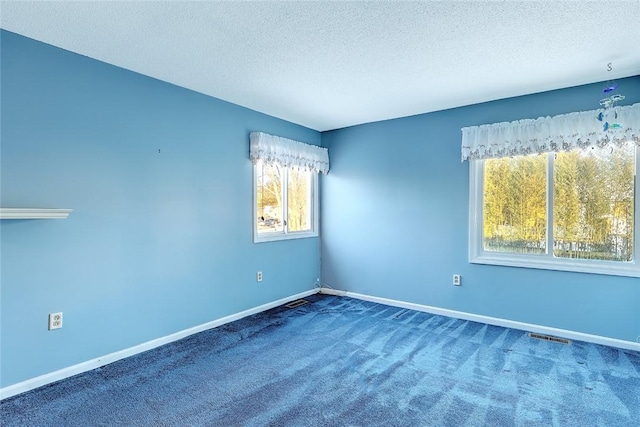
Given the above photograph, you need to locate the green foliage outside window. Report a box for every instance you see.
[483,142,635,262]
[483,155,547,254]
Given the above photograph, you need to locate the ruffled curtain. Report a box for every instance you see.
[250,132,330,174]
[461,103,640,161]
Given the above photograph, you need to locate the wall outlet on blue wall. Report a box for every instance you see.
[48,312,63,330]
[256,271,263,282]
[453,275,461,286]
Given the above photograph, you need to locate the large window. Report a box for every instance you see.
[470,142,640,277]
[254,160,318,242]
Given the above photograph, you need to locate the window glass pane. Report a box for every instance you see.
[554,143,635,261]
[287,168,312,232]
[483,155,547,254]
[256,161,284,233]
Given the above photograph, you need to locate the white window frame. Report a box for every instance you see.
[253,163,319,243]
[469,145,640,277]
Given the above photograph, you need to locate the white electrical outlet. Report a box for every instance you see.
[256,271,263,282]
[49,312,63,330]
[453,274,461,286]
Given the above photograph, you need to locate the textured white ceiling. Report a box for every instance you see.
[1,1,639,131]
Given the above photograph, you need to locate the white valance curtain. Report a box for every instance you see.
[461,103,640,161]
[250,132,330,174]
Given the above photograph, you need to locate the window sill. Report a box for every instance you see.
[470,253,640,278]
[254,231,318,244]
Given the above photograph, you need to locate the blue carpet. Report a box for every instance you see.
[1,294,639,426]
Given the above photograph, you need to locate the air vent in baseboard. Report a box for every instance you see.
[528,332,571,345]
[285,299,309,309]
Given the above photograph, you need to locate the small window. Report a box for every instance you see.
[470,141,640,277]
[254,160,318,242]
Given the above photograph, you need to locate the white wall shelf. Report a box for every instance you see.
[0,208,73,219]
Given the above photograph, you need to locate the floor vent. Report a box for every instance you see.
[528,332,571,345]
[285,299,309,309]
[394,309,409,319]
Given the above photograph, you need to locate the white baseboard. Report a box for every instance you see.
[320,288,640,352]
[0,289,318,401]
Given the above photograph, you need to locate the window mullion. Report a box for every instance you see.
[635,144,639,263]
[546,153,554,258]
[282,168,289,234]
[476,160,485,257]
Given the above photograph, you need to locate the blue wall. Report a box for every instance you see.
[321,76,640,343]
[0,31,320,388]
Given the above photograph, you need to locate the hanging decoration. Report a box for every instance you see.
[597,62,625,132]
